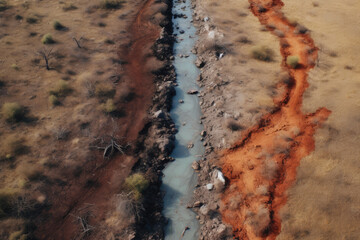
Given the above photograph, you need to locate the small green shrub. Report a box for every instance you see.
[0,0,9,12]
[125,173,149,201]
[102,99,116,113]
[102,0,124,9]
[286,55,300,69]
[11,64,20,71]
[49,80,72,97]
[251,46,274,61]
[48,95,60,106]
[1,102,25,122]
[41,33,55,44]
[53,21,65,30]
[62,3,77,11]
[95,83,115,99]
[15,15,23,20]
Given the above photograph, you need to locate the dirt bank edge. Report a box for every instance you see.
[129,0,176,239]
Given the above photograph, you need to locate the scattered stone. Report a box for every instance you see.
[195,57,206,68]
[200,205,210,215]
[193,201,202,207]
[206,183,214,190]
[217,224,227,235]
[200,130,207,137]
[179,99,184,103]
[154,110,166,119]
[187,89,199,94]
[192,160,200,170]
[179,30,185,34]
[187,142,194,148]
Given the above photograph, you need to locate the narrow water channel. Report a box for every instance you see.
[161,0,204,239]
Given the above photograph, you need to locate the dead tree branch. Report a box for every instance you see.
[72,36,83,48]
[36,47,53,70]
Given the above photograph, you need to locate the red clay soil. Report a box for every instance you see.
[220,0,331,239]
[35,0,160,239]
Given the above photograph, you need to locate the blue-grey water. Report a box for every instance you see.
[161,0,204,239]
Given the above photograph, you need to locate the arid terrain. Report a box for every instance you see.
[1,0,359,239]
[0,0,174,239]
[191,0,360,239]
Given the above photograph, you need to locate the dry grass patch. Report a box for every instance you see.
[49,80,72,97]
[95,83,115,99]
[251,45,274,61]
[1,102,26,122]
[101,99,116,113]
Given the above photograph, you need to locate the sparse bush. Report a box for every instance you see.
[0,189,17,217]
[9,230,27,240]
[52,126,70,140]
[49,80,72,97]
[286,55,300,69]
[26,16,38,24]
[125,173,149,201]
[53,21,65,30]
[48,95,60,106]
[19,164,43,182]
[0,0,9,12]
[228,193,242,210]
[226,119,243,131]
[102,99,116,113]
[251,46,274,61]
[62,3,77,11]
[15,15,23,20]
[95,83,115,99]
[1,102,25,122]
[4,137,28,157]
[102,0,124,9]
[41,33,55,44]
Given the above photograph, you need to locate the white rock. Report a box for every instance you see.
[206,183,214,190]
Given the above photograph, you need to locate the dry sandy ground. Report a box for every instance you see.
[278,1,360,239]
[193,0,360,239]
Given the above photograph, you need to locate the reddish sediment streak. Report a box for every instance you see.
[220,0,331,239]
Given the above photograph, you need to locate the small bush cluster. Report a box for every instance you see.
[102,0,124,9]
[41,33,55,44]
[49,80,72,97]
[251,46,274,61]
[1,102,25,122]
[286,55,300,69]
[95,83,115,99]
[125,173,149,201]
